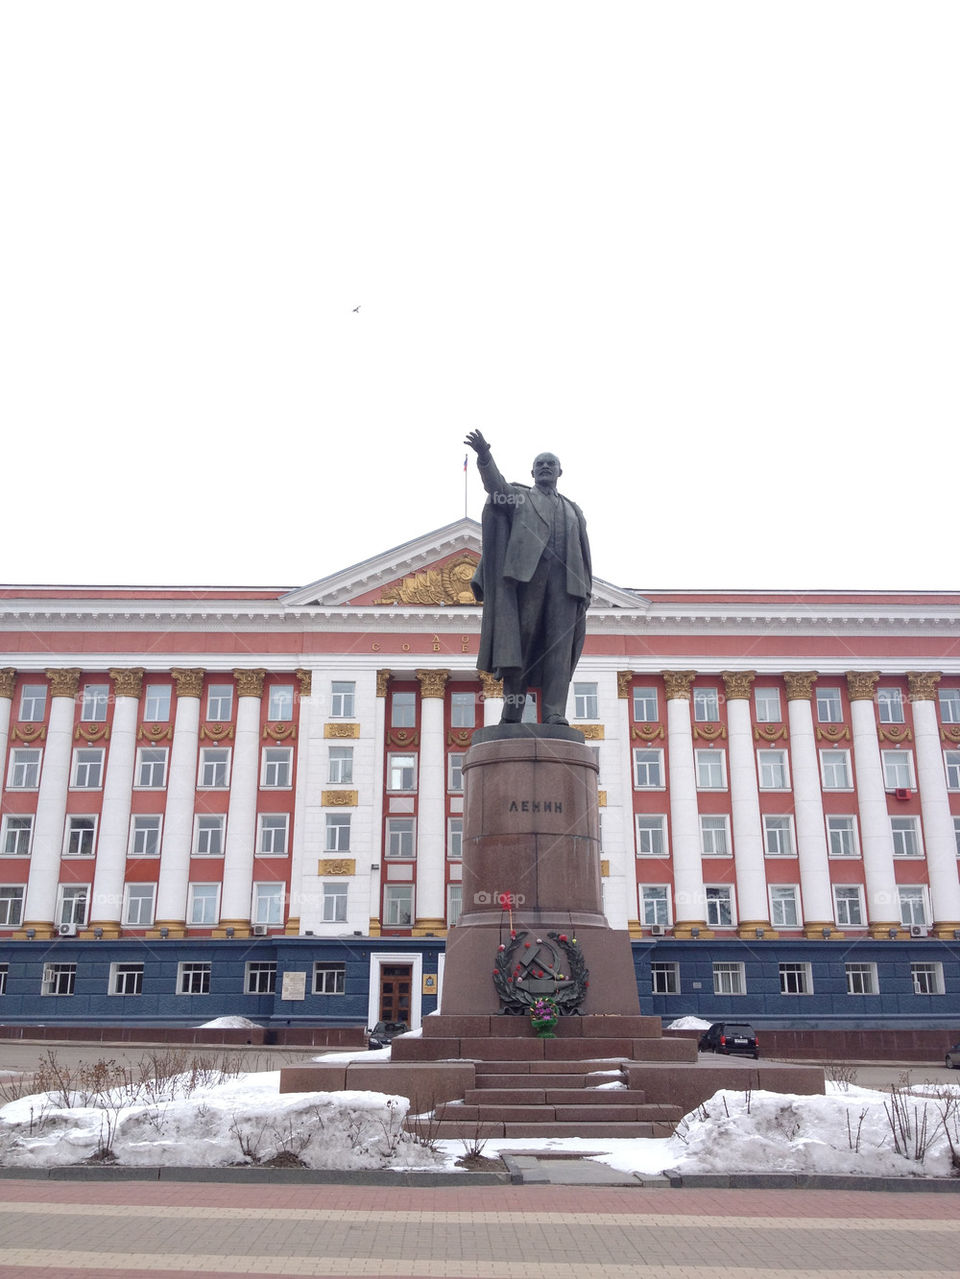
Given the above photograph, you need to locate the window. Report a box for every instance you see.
[123,883,156,927]
[206,683,233,721]
[816,687,843,723]
[898,886,926,927]
[110,963,144,996]
[447,883,462,927]
[693,687,720,722]
[58,885,88,927]
[178,962,211,994]
[246,961,277,995]
[42,963,77,996]
[451,691,476,728]
[387,753,416,791]
[258,814,289,855]
[700,815,729,857]
[321,882,348,922]
[706,885,734,928]
[448,753,464,792]
[882,750,914,790]
[314,963,345,994]
[712,961,745,995]
[0,964,7,995]
[135,747,168,788]
[820,749,852,789]
[955,816,960,856]
[845,962,877,995]
[252,882,284,926]
[827,815,859,858]
[447,817,463,859]
[2,815,33,857]
[72,748,104,789]
[834,885,864,927]
[19,684,47,721]
[650,962,679,995]
[635,815,666,857]
[331,681,355,718]
[634,746,664,787]
[944,750,960,790]
[268,684,294,720]
[695,749,726,789]
[65,816,96,857]
[891,816,922,857]
[632,686,658,722]
[0,885,25,928]
[877,687,904,723]
[763,814,795,857]
[187,884,219,927]
[938,687,960,724]
[325,813,351,853]
[574,682,598,719]
[328,746,353,784]
[198,748,230,788]
[640,885,669,927]
[779,962,812,995]
[911,962,944,996]
[195,815,225,856]
[386,818,415,857]
[757,750,789,790]
[143,683,171,721]
[383,884,414,927]
[129,815,162,857]
[80,684,109,721]
[261,746,292,788]
[9,749,41,788]
[754,687,781,722]
[769,885,800,928]
[391,691,416,728]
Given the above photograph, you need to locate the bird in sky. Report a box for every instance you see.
[352,305,360,313]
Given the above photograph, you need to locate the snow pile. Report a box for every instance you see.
[196,1016,260,1029]
[666,1016,712,1030]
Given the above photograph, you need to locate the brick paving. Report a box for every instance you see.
[0,1180,957,1278]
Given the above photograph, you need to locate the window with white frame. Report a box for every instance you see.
[135,747,168,788]
[695,749,726,789]
[325,813,351,853]
[448,753,464,792]
[268,684,294,720]
[58,885,88,927]
[447,883,462,927]
[387,753,416,791]
[2,815,33,857]
[72,747,104,789]
[763,814,795,857]
[757,750,789,790]
[9,748,41,789]
[246,961,277,994]
[833,884,864,927]
[383,884,414,927]
[650,962,679,994]
[123,882,156,927]
[881,750,914,790]
[206,683,233,721]
[198,748,230,788]
[314,962,345,994]
[891,816,922,857]
[447,817,463,859]
[820,749,852,789]
[0,885,25,928]
[195,815,225,856]
[712,961,745,995]
[693,687,720,722]
[328,746,353,784]
[18,683,47,721]
[331,681,355,718]
[632,686,658,722]
[129,815,162,857]
[110,963,143,996]
[826,814,859,858]
[845,962,877,995]
[898,886,927,927]
[944,750,960,790]
[769,885,800,928]
[258,814,289,856]
[261,746,293,788]
[178,961,211,994]
[80,683,109,721]
[911,962,944,995]
[706,885,734,928]
[391,691,416,728]
[700,815,729,857]
[187,884,219,927]
[633,748,664,789]
[321,882,348,922]
[451,691,476,728]
[754,687,782,722]
[574,682,598,719]
[42,963,77,996]
[816,686,843,723]
[779,962,812,995]
[0,963,7,994]
[64,815,96,857]
[640,884,669,927]
[143,683,171,721]
[385,818,415,857]
[954,816,960,856]
[252,882,284,926]
[938,687,960,724]
[635,814,667,857]
[877,687,904,723]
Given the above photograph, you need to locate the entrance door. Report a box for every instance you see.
[379,964,413,1024]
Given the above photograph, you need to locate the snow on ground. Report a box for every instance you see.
[196,1017,260,1029]
[666,1016,712,1030]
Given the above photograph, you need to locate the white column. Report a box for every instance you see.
[153,668,204,935]
[784,672,836,934]
[847,671,900,934]
[219,670,265,934]
[367,670,389,934]
[414,669,448,932]
[909,673,960,934]
[480,671,503,726]
[88,669,143,937]
[663,671,707,936]
[722,672,770,932]
[22,668,80,935]
[286,668,313,934]
[0,670,14,780]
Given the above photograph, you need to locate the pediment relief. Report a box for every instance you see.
[375,553,479,606]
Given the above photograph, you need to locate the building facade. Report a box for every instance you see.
[1,519,959,1028]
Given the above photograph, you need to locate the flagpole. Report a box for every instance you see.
[464,453,468,518]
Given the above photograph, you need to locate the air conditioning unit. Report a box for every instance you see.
[58,923,78,937]
[894,788,911,800]
[910,925,928,938]
[252,924,268,937]
[650,924,665,936]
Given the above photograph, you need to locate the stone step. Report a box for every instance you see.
[416,1120,674,1140]
[476,1060,627,1076]
[391,1035,697,1064]
[473,1073,624,1092]
[437,1102,680,1124]
[465,1088,668,1110]
[421,1014,665,1040]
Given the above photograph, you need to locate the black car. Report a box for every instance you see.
[698,1022,760,1058]
[946,1042,960,1070]
[367,1020,408,1050]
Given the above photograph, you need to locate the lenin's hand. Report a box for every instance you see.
[465,429,491,459]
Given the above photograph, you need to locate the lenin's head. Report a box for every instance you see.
[531,453,562,487]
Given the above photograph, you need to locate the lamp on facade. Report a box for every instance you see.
[159,927,169,939]
[821,928,831,939]
[954,930,960,941]
[93,927,103,940]
[755,928,765,939]
[690,927,700,938]
[25,928,36,940]
[888,927,899,939]
[225,927,235,939]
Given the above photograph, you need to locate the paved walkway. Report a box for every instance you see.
[0,1178,958,1278]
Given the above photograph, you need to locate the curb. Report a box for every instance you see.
[0,1165,510,1185]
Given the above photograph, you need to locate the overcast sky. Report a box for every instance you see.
[2,3,957,593]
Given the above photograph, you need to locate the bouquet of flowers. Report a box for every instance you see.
[529,996,560,1038]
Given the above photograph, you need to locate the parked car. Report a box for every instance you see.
[946,1042,960,1069]
[367,1020,408,1050]
[698,1022,760,1058]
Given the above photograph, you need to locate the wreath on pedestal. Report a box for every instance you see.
[492,929,589,1015]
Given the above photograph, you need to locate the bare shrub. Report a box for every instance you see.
[883,1085,932,1163]
[824,1061,860,1093]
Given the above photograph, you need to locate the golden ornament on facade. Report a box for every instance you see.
[200,723,234,741]
[75,723,109,742]
[721,670,756,700]
[940,726,960,743]
[783,672,819,701]
[12,724,46,742]
[616,671,634,700]
[479,671,502,699]
[376,670,391,698]
[878,725,913,742]
[375,554,479,606]
[416,669,449,699]
[171,668,205,698]
[295,668,312,698]
[0,668,16,700]
[816,725,850,742]
[318,859,355,876]
[263,723,296,741]
[46,668,81,699]
[907,671,941,701]
[597,790,607,807]
[662,670,696,701]
[600,859,610,877]
[754,725,788,741]
[109,667,144,700]
[324,722,360,739]
[322,790,358,806]
[448,729,473,747]
[580,723,605,740]
[138,724,172,741]
[387,728,419,748]
[846,671,879,701]
[632,724,665,740]
[234,668,266,698]
[693,724,726,740]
